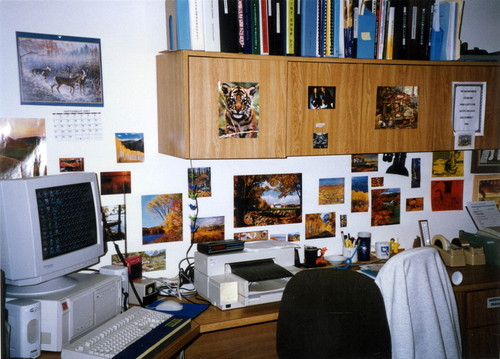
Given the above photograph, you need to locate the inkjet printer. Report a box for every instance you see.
[194,240,299,310]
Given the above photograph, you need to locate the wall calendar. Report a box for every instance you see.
[52,110,103,141]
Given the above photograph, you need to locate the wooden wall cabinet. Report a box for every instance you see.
[157,51,499,159]
[157,51,287,159]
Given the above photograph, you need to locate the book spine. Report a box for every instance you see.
[176,0,192,50]
[189,0,205,50]
[243,0,253,54]
[300,0,318,57]
[204,0,221,52]
[286,0,295,55]
[385,6,395,59]
[251,0,261,54]
[238,0,246,52]
[260,0,270,54]
[165,0,178,51]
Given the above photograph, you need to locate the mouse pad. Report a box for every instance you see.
[147,300,209,319]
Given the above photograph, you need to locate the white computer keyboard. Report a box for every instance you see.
[61,306,191,359]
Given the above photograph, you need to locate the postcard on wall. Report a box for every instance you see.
[431,180,464,211]
[16,32,104,107]
[115,133,144,163]
[305,212,336,239]
[375,86,418,129]
[432,151,464,177]
[218,82,259,138]
[452,82,485,135]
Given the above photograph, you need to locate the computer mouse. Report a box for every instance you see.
[155,300,183,312]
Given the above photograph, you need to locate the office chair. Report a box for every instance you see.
[276,269,391,359]
[375,247,462,359]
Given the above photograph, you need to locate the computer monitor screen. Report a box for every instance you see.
[0,173,105,296]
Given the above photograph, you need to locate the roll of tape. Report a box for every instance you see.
[432,235,451,250]
[451,237,470,249]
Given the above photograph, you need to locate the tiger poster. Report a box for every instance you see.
[218,81,259,138]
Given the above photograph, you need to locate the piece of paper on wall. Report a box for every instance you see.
[452,82,485,135]
[0,118,47,179]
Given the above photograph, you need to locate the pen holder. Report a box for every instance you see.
[343,246,358,263]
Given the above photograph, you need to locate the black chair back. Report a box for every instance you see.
[276,269,391,359]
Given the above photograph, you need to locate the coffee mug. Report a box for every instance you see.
[304,246,320,265]
[375,241,390,259]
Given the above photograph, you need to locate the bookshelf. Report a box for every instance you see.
[156,51,500,159]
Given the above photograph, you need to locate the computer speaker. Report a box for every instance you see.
[5,299,41,358]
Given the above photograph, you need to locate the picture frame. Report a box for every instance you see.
[16,31,104,107]
[471,149,500,173]
[472,174,500,209]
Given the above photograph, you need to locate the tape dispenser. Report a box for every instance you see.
[431,235,486,266]
[431,235,466,267]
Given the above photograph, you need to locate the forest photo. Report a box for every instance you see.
[234,173,302,227]
[371,188,401,226]
[305,212,336,239]
[351,176,369,212]
[141,193,183,244]
[188,167,212,197]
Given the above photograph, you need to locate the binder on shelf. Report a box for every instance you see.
[259,0,270,54]
[166,0,192,51]
[204,0,221,52]
[243,0,253,54]
[189,0,205,51]
[250,0,261,54]
[219,0,241,53]
[356,3,376,59]
[300,0,319,57]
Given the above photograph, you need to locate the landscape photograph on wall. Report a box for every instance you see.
[141,193,183,244]
[0,117,47,179]
[305,212,336,239]
[115,133,144,163]
[192,216,224,243]
[234,173,302,228]
[318,177,344,205]
[112,249,166,273]
[16,32,103,106]
[375,86,418,129]
[371,188,401,226]
[351,176,369,212]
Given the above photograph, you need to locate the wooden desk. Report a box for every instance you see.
[446,264,500,359]
[40,261,500,359]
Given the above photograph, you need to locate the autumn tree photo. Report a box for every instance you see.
[234,173,302,227]
[142,193,183,244]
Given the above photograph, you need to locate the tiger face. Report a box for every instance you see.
[220,83,258,138]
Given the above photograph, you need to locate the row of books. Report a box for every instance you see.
[165,0,463,61]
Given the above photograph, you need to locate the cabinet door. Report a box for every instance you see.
[359,64,437,153]
[287,62,363,155]
[432,65,500,151]
[188,57,287,159]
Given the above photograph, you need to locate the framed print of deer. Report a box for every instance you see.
[16,32,104,107]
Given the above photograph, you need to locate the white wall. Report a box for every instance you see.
[0,0,492,279]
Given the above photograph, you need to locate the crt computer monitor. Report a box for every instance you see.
[0,172,105,297]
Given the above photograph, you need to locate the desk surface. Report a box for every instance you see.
[40,260,500,359]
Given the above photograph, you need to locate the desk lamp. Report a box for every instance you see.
[386,152,409,176]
